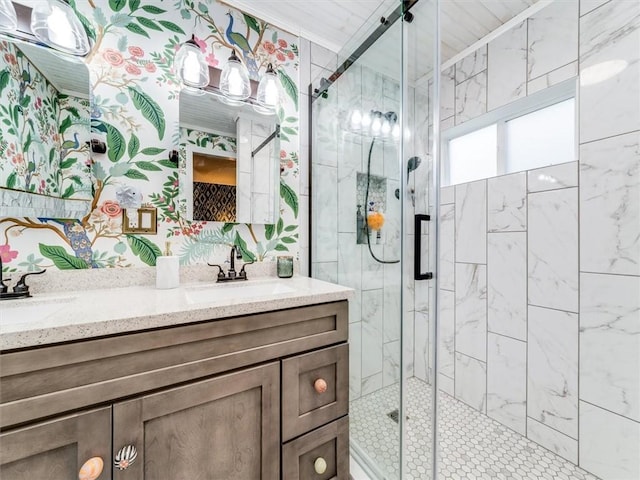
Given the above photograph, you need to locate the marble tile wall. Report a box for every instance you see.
[437,3,639,477]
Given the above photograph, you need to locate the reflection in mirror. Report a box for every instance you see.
[178,89,280,225]
[0,37,91,217]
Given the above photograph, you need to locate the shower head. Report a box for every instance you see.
[407,156,422,183]
[384,111,398,123]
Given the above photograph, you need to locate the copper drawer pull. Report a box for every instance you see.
[79,456,104,480]
[314,378,328,394]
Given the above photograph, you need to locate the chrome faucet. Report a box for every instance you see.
[208,245,253,282]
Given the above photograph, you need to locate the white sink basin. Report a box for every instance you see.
[1,296,77,326]
[185,281,297,304]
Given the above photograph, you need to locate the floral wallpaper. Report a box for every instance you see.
[0,41,91,200]
[0,0,300,273]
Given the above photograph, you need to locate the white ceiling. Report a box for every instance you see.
[229,0,541,81]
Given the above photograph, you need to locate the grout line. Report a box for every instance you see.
[528,303,579,315]
[487,330,527,344]
[579,270,640,279]
[578,399,640,424]
[527,415,579,441]
[578,128,640,146]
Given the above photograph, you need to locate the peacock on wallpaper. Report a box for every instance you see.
[0,0,301,273]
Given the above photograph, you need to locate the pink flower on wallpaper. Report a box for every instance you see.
[205,53,218,67]
[276,52,285,62]
[3,53,16,65]
[128,46,144,58]
[277,39,288,48]
[263,41,276,54]
[280,149,287,159]
[125,64,142,75]
[193,36,207,52]
[103,49,124,66]
[144,63,157,73]
[287,51,294,60]
[0,244,18,263]
[100,200,122,218]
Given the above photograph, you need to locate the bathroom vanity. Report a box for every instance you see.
[0,277,351,479]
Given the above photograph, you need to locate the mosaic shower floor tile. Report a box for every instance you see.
[350,378,600,480]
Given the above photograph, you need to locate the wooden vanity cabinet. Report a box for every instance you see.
[0,300,349,479]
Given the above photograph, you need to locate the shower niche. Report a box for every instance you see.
[356,172,388,245]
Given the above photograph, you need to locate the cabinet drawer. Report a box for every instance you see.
[282,417,349,480]
[282,344,348,441]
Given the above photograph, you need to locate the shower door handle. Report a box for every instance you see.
[414,214,433,281]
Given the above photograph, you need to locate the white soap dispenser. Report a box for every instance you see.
[156,241,179,289]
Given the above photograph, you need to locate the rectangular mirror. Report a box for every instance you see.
[0,36,91,218]
[179,89,280,225]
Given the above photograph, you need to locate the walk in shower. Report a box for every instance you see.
[310,1,639,479]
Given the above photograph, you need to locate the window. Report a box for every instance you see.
[443,83,576,186]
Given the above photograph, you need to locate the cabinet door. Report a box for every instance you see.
[113,362,280,480]
[0,407,111,480]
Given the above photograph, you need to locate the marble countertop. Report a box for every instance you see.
[0,276,353,350]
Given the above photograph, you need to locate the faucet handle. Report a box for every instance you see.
[207,263,226,280]
[13,269,46,294]
[239,260,254,279]
[0,277,10,294]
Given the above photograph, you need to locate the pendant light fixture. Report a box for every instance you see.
[174,35,210,89]
[219,49,251,101]
[0,0,17,33]
[30,0,90,56]
[256,63,280,111]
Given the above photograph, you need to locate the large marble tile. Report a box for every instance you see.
[310,41,337,70]
[455,71,487,125]
[488,21,527,110]
[438,373,454,396]
[528,161,578,193]
[579,0,640,143]
[414,311,429,382]
[455,353,487,413]
[527,61,578,95]
[403,308,415,378]
[383,340,400,387]
[311,261,338,284]
[487,333,527,434]
[455,180,487,264]
[349,321,362,401]
[440,203,455,291]
[383,285,401,343]
[337,142,360,234]
[527,0,579,80]
[528,306,579,439]
[441,185,455,205]
[438,289,455,378]
[313,164,338,262]
[361,244,384,291]
[581,273,640,422]
[487,232,527,341]
[361,289,384,378]
[527,417,578,464]
[528,188,579,312]
[580,401,640,480]
[487,172,527,232]
[456,45,487,84]
[361,372,383,396]
[455,263,487,361]
[441,66,455,120]
[338,233,361,292]
[580,0,610,16]
[580,132,640,275]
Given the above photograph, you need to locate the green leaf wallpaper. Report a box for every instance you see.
[0,0,301,272]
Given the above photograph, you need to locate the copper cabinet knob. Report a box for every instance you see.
[79,456,104,480]
[314,378,328,394]
[114,444,137,471]
[314,456,328,474]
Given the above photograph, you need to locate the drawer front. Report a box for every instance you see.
[282,344,348,441]
[282,417,349,480]
[1,301,348,429]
